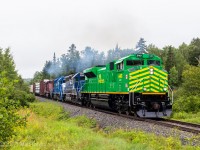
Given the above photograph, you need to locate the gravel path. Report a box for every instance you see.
[36,96,200,146]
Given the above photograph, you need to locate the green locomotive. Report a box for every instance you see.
[81,53,172,118]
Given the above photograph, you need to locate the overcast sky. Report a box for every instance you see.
[0,0,200,78]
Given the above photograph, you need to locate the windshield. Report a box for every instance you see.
[147,60,160,66]
[126,60,144,66]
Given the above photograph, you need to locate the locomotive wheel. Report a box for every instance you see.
[90,103,95,109]
[125,110,130,116]
[116,96,122,114]
[118,110,122,115]
[86,102,90,107]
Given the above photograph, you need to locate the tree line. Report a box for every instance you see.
[32,38,200,87]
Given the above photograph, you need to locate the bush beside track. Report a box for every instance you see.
[0,48,36,146]
[171,65,200,124]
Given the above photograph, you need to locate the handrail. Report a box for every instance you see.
[168,84,173,104]
[78,82,86,93]
[163,79,173,105]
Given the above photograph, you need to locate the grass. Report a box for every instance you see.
[6,101,200,150]
[172,112,200,124]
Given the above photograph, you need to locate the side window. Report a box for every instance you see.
[117,61,124,70]
[110,62,114,70]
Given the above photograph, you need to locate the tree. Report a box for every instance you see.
[135,38,148,54]
[181,65,200,96]
[195,55,200,66]
[169,66,178,87]
[0,48,33,145]
[178,42,190,63]
[188,38,200,66]
[66,44,80,73]
[60,54,69,75]
[32,71,43,83]
[42,61,52,79]
[147,44,161,57]
[174,49,187,84]
[0,48,18,80]
[165,46,175,73]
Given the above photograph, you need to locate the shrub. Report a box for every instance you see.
[30,102,69,120]
[68,116,97,128]
[0,99,26,146]
[173,95,200,113]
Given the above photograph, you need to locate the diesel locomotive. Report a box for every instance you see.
[32,53,173,118]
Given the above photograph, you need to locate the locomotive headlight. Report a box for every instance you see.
[150,68,154,74]
[143,87,146,91]
[164,87,167,91]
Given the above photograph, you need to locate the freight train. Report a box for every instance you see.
[31,53,173,118]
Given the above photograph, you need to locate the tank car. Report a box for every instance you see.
[81,53,173,118]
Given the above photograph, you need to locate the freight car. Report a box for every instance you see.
[31,53,173,118]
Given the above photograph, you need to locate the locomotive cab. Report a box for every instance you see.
[127,54,172,117]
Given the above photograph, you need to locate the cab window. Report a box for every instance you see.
[117,61,124,70]
[147,60,160,66]
[126,60,144,66]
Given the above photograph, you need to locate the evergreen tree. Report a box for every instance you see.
[165,46,175,73]
[42,61,52,79]
[67,44,80,73]
[53,52,56,65]
[147,44,163,57]
[174,49,187,84]
[60,54,69,75]
[135,38,148,54]
[178,42,190,63]
[169,66,178,87]
[188,38,200,66]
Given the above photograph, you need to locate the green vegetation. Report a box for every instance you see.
[0,48,35,146]
[172,65,200,123]
[172,112,200,124]
[7,101,200,150]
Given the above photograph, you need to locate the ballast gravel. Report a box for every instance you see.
[36,97,199,146]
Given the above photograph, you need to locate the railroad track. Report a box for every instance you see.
[91,107,200,134]
[36,96,200,134]
[154,119,200,134]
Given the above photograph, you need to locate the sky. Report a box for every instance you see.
[0,0,200,78]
